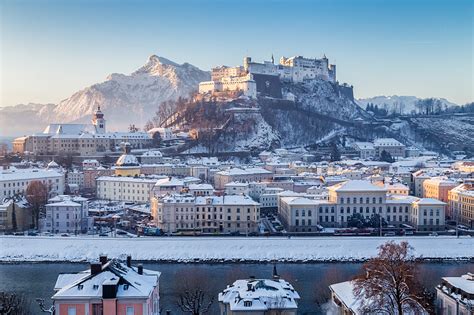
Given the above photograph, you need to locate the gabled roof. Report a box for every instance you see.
[52,259,160,300]
[328,180,387,192]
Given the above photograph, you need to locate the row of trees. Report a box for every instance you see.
[347,213,387,229]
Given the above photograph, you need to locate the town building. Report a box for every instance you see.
[12,107,152,157]
[352,142,375,159]
[52,255,160,315]
[214,168,272,190]
[96,176,159,203]
[40,195,91,234]
[423,177,457,203]
[0,197,33,232]
[0,167,65,199]
[436,273,474,315]
[151,194,260,234]
[139,150,163,164]
[411,198,446,231]
[373,138,406,159]
[218,276,300,315]
[448,180,474,227]
[278,180,446,231]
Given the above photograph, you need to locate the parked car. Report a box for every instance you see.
[99,232,108,237]
[429,232,439,237]
[384,231,396,236]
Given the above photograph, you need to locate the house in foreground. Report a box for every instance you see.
[436,273,474,315]
[218,274,300,314]
[52,255,160,315]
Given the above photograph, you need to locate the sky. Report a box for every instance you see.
[1,0,472,107]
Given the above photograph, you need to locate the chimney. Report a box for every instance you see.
[99,255,108,265]
[90,263,102,275]
[137,264,143,275]
[249,275,255,280]
[126,255,132,267]
[247,283,252,291]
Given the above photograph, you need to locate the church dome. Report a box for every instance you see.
[94,106,104,119]
[47,160,60,169]
[115,142,139,167]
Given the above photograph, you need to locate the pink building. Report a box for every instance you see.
[52,256,160,315]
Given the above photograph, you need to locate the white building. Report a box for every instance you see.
[140,150,163,164]
[96,176,159,203]
[225,182,250,195]
[218,277,300,315]
[436,273,474,315]
[41,195,91,234]
[0,167,65,199]
[373,138,406,159]
[352,142,375,159]
[151,194,260,234]
[188,183,214,196]
[214,168,272,190]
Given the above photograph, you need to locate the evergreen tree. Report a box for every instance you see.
[380,150,394,163]
[330,142,341,162]
[11,203,17,232]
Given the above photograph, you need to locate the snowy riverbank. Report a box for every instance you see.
[1,235,473,262]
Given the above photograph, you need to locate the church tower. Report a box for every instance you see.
[92,105,106,134]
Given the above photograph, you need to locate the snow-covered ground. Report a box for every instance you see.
[0,236,472,262]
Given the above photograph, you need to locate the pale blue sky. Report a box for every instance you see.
[1,0,472,107]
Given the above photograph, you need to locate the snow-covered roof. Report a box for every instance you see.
[0,168,63,181]
[43,123,96,135]
[373,138,404,147]
[442,274,474,294]
[116,154,139,167]
[219,278,300,311]
[53,259,160,300]
[188,183,214,190]
[216,167,272,176]
[353,142,374,150]
[328,180,387,192]
[155,177,184,187]
[195,195,259,206]
[141,150,163,157]
[329,281,361,313]
[280,197,320,206]
[413,198,446,206]
[46,200,81,207]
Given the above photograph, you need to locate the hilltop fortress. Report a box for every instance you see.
[199,55,337,99]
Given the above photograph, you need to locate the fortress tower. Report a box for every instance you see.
[92,105,106,134]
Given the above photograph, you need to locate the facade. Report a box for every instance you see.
[373,138,406,159]
[199,73,257,99]
[225,182,250,195]
[0,198,33,232]
[140,150,163,164]
[12,107,152,156]
[52,256,160,315]
[214,168,273,190]
[448,181,474,226]
[187,183,214,196]
[41,195,91,234]
[151,194,260,234]
[96,176,158,203]
[423,177,457,203]
[411,198,446,231]
[218,277,300,315]
[0,168,65,199]
[436,273,474,315]
[352,142,375,159]
[277,180,446,231]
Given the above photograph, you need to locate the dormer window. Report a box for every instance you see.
[244,301,252,307]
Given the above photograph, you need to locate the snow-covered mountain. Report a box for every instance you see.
[0,55,210,136]
[356,95,458,114]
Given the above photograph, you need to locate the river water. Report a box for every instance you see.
[0,262,472,315]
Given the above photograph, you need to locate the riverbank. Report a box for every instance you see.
[1,235,473,262]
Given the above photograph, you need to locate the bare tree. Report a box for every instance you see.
[0,291,30,315]
[25,180,48,228]
[176,269,215,315]
[177,288,214,315]
[353,241,432,315]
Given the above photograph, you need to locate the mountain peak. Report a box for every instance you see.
[147,54,179,67]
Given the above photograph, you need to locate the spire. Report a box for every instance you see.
[271,54,274,64]
[272,263,279,279]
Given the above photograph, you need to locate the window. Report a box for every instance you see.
[68,307,77,315]
[126,306,134,315]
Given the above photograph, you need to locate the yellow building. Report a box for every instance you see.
[448,181,474,227]
[114,142,141,177]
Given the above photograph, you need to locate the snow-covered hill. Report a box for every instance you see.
[1,55,210,136]
[357,95,458,114]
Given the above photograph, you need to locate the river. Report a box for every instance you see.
[0,262,472,314]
